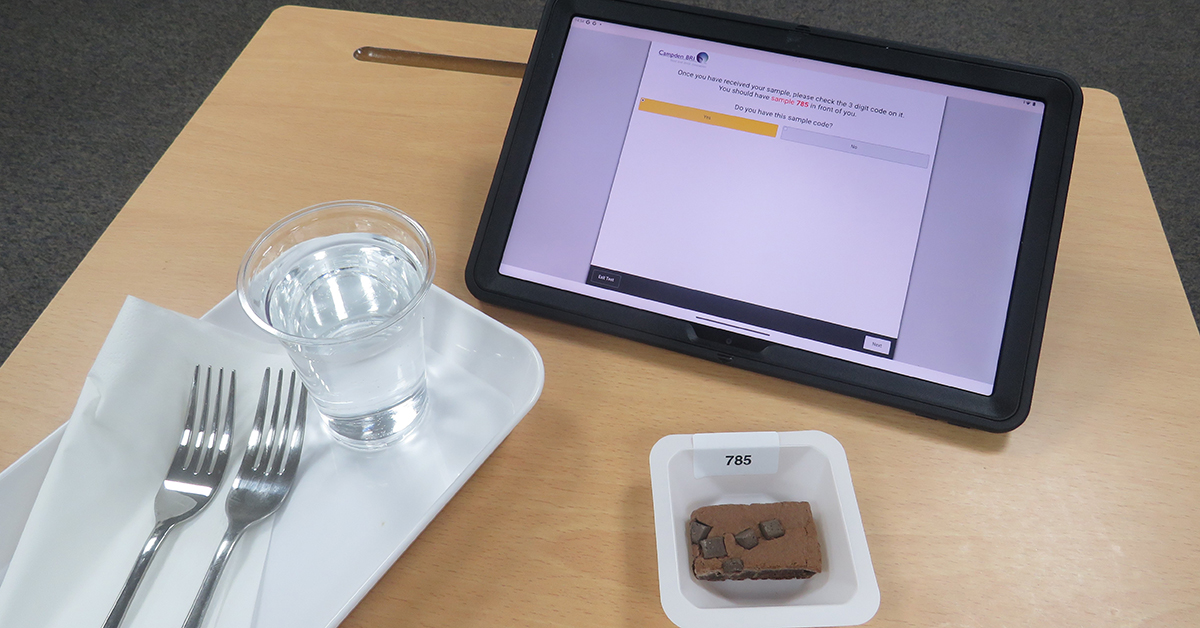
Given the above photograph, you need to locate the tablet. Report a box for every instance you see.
[467,0,1082,431]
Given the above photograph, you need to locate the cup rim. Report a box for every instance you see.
[236,200,436,346]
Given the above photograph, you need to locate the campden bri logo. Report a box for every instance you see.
[658,49,709,64]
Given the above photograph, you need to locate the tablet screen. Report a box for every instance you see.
[498,17,1046,395]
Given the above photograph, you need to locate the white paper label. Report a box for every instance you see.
[692,432,780,478]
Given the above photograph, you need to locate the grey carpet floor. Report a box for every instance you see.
[2,0,1197,366]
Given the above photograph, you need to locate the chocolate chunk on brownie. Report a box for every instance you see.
[689,520,712,544]
[759,518,785,540]
[686,502,821,581]
[699,536,727,559]
[734,528,759,549]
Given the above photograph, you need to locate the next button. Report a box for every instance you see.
[863,336,892,355]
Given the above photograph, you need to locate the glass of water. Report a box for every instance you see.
[237,200,436,449]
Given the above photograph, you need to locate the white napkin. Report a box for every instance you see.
[0,297,292,628]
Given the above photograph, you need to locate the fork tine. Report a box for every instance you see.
[280,385,306,477]
[219,371,236,455]
[181,365,203,469]
[200,367,213,445]
[267,372,297,474]
[181,365,200,443]
[243,368,272,474]
[259,369,285,471]
[189,367,214,473]
[198,369,224,474]
[203,369,236,474]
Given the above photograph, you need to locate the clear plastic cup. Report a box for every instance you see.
[238,200,436,449]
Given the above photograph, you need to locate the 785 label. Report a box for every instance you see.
[693,432,780,478]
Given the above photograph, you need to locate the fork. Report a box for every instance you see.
[182,367,306,628]
[104,366,235,628]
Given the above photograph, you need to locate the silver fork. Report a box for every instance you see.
[104,366,235,628]
[182,367,306,628]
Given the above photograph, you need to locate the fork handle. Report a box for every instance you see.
[181,523,248,628]
[103,520,176,628]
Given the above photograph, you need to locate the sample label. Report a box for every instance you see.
[692,431,780,478]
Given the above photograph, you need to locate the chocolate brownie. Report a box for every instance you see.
[687,502,821,581]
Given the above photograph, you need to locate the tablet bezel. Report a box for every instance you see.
[466,0,1082,432]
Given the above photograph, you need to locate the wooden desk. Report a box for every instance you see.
[2,6,1197,626]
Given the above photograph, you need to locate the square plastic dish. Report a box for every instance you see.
[649,431,879,628]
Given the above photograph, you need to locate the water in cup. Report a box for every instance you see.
[259,232,429,445]
[264,233,424,341]
[239,200,436,449]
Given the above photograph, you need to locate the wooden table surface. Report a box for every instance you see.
[2,6,1197,627]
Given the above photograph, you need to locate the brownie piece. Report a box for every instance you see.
[686,502,821,581]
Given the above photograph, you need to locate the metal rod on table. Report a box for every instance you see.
[353,46,527,78]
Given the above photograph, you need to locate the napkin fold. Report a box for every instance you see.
[0,297,292,628]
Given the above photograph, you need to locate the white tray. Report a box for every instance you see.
[0,286,544,627]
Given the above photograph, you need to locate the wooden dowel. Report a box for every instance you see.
[354,46,527,78]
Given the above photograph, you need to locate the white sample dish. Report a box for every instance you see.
[649,431,879,628]
[0,286,544,628]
